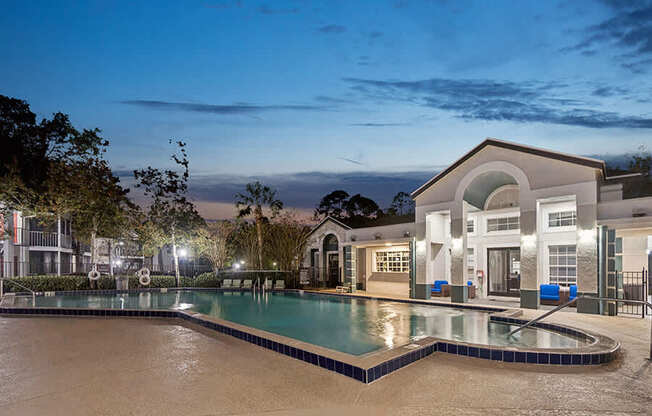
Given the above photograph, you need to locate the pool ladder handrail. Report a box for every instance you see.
[0,278,36,307]
[507,296,652,360]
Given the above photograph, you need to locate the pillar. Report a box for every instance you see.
[56,216,61,277]
[412,220,430,299]
[576,202,600,314]
[450,202,468,303]
[519,201,539,309]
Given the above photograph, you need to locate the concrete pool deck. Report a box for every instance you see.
[0,307,650,415]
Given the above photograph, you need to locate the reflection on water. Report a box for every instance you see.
[18,291,588,356]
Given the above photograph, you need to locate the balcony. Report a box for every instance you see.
[28,231,73,249]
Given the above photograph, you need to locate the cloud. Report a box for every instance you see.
[563,1,652,72]
[188,170,436,211]
[121,100,329,115]
[313,95,354,104]
[343,77,652,129]
[318,24,346,34]
[258,4,299,15]
[349,122,409,127]
[337,157,364,165]
[591,86,629,97]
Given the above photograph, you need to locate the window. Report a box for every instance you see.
[466,219,474,233]
[375,250,410,272]
[548,210,576,228]
[549,245,576,286]
[487,216,519,232]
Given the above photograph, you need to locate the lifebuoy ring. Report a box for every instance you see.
[137,268,151,286]
[139,274,151,286]
[88,270,101,281]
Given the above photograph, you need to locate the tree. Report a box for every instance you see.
[47,157,135,274]
[0,94,109,220]
[232,220,262,268]
[235,181,283,269]
[388,191,415,216]
[314,190,350,220]
[194,221,236,272]
[345,194,381,218]
[628,145,652,175]
[266,211,312,271]
[134,140,204,285]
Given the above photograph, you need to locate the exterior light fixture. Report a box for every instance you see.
[578,229,596,244]
[451,238,463,250]
[178,248,188,257]
[385,243,392,247]
[234,263,241,270]
[240,260,245,265]
[521,234,536,248]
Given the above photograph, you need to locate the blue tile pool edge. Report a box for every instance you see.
[0,303,620,384]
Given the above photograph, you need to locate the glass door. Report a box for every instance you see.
[327,252,339,287]
[487,247,521,296]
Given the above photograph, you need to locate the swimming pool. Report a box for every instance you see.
[8,290,588,355]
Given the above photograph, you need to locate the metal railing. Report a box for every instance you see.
[29,231,59,247]
[508,296,652,360]
[1,261,93,277]
[0,278,36,306]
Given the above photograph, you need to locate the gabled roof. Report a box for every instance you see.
[411,138,606,198]
[307,216,352,237]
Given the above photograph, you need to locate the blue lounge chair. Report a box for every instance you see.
[431,280,448,297]
[569,285,577,301]
[540,284,561,305]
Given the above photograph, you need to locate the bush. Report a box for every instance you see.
[1,270,301,293]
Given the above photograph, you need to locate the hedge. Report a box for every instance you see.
[1,271,299,293]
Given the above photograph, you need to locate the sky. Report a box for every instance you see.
[2,0,652,219]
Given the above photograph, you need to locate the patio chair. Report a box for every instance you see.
[274,280,285,290]
[264,279,273,290]
[336,282,352,293]
[222,279,233,288]
[540,284,561,305]
[242,279,252,289]
[467,280,476,299]
[431,280,448,297]
[232,279,242,288]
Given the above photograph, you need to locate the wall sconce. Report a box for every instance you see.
[451,238,463,250]
[578,228,596,244]
[521,234,536,248]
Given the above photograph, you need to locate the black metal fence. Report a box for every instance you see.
[618,269,648,317]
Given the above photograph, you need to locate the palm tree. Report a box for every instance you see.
[235,181,283,269]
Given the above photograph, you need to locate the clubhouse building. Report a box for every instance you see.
[303,138,652,314]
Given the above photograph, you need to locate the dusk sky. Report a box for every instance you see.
[2,0,652,219]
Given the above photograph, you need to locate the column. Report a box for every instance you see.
[412,220,429,299]
[56,216,61,277]
[519,201,539,309]
[576,202,599,314]
[450,202,468,303]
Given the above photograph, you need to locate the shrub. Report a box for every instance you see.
[1,270,300,292]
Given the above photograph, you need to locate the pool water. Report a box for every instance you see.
[13,291,588,355]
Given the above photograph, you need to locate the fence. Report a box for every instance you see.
[0,260,95,277]
[618,269,649,317]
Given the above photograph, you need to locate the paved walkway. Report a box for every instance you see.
[0,310,650,415]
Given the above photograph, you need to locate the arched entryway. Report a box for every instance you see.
[463,172,521,297]
[323,234,340,287]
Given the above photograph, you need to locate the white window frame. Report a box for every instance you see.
[486,214,520,234]
[547,210,577,231]
[375,250,410,273]
[466,218,476,236]
[548,244,577,286]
